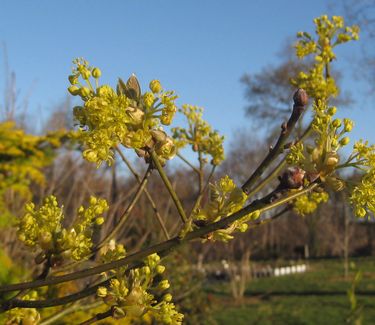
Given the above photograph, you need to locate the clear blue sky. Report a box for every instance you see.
[0,0,373,152]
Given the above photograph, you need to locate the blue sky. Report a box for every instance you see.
[0,0,373,154]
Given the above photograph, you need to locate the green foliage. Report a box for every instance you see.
[210,258,375,325]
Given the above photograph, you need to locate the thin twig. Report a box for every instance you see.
[115,147,170,239]
[96,166,152,249]
[242,89,308,194]
[177,152,200,174]
[150,150,188,223]
[190,165,216,217]
[79,308,113,325]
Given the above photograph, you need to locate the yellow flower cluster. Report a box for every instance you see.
[172,105,224,165]
[68,58,177,166]
[0,121,64,226]
[17,195,108,263]
[348,140,375,217]
[293,191,329,216]
[287,101,352,187]
[192,176,260,241]
[292,15,359,101]
[5,291,40,325]
[97,253,183,324]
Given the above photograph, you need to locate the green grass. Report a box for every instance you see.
[206,258,375,325]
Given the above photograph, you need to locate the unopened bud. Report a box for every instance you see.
[97,287,108,297]
[339,137,350,146]
[149,79,162,93]
[68,85,80,96]
[92,67,102,78]
[80,87,91,98]
[293,89,308,107]
[81,69,91,80]
[68,74,78,85]
[163,293,173,302]
[327,106,337,116]
[332,119,342,128]
[156,265,165,274]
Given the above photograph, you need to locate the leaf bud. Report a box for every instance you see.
[293,88,308,107]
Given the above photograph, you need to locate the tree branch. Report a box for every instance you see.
[150,150,188,223]
[0,183,318,299]
[115,146,170,239]
[242,89,308,195]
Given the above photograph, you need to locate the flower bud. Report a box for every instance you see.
[163,293,173,302]
[80,87,91,98]
[92,67,101,78]
[149,79,162,93]
[293,89,308,107]
[81,68,91,80]
[143,92,155,108]
[339,137,350,146]
[68,74,78,85]
[156,265,165,274]
[158,280,170,290]
[68,85,80,96]
[143,266,151,275]
[344,118,353,132]
[327,106,337,116]
[96,217,105,225]
[97,286,108,297]
[238,223,248,232]
[332,119,342,128]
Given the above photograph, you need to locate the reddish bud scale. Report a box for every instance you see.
[293,88,308,107]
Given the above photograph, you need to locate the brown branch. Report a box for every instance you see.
[242,89,308,195]
[0,183,318,300]
[96,166,152,250]
[150,150,188,223]
[115,146,170,239]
